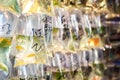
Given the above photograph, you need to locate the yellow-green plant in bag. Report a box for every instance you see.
[52,27,64,53]
[79,35,90,50]
[32,36,48,64]
[35,49,48,64]
[19,0,39,14]
[14,35,36,67]
[38,0,52,15]
[0,0,21,14]
[52,0,61,6]
[0,0,15,6]
[0,62,8,72]
[0,37,12,73]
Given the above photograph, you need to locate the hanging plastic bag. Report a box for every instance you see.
[80,14,104,50]
[52,52,68,80]
[88,49,104,80]
[88,14,104,49]
[14,14,36,67]
[79,14,90,50]
[51,8,65,53]
[28,13,48,65]
[0,10,17,79]
[71,53,84,80]
[34,13,54,65]
[58,9,76,53]
[69,9,81,50]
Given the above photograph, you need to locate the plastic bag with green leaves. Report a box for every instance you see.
[52,53,68,80]
[0,10,17,79]
[79,14,90,50]
[52,8,67,53]
[30,13,52,65]
[58,9,76,53]
[88,49,104,80]
[69,9,83,51]
[14,15,36,67]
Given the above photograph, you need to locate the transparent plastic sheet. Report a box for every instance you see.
[52,8,65,53]
[69,9,80,51]
[26,14,48,79]
[56,8,77,53]
[70,53,84,80]
[51,52,81,80]
[51,52,85,80]
[79,14,90,50]
[0,10,17,79]
[42,14,53,44]
[13,14,36,68]
[80,50,93,80]
[29,13,48,65]
[78,51,87,79]
[10,14,36,79]
[52,53,67,80]
[89,13,104,49]
[13,64,39,79]
[88,49,104,80]
[39,14,54,66]
[33,13,54,79]
[80,14,104,50]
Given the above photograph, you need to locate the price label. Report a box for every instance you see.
[0,23,11,35]
[61,15,69,28]
[32,43,43,52]
[32,27,44,52]
[32,28,42,38]
[60,11,71,40]
[62,15,70,40]
[42,15,52,43]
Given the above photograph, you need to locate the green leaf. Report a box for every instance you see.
[0,62,8,72]
[11,0,21,14]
